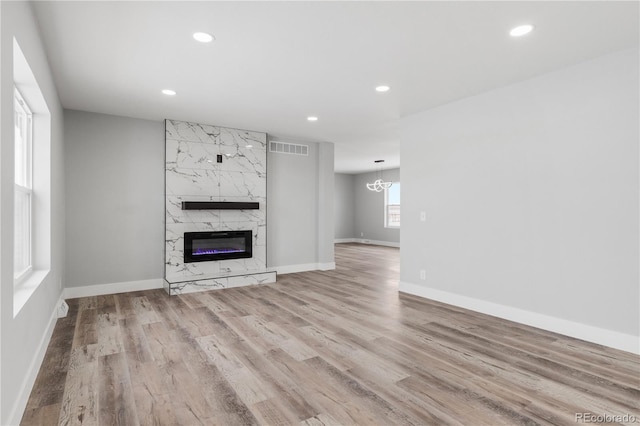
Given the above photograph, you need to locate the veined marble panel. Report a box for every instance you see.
[216,256,266,274]
[165,255,221,278]
[166,140,266,175]
[257,224,267,247]
[166,120,267,149]
[167,278,225,295]
[217,128,267,149]
[166,139,220,171]
[219,171,266,199]
[218,145,266,175]
[166,120,219,144]
[217,208,266,226]
[164,271,276,295]
[166,167,220,197]
[167,169,265,199]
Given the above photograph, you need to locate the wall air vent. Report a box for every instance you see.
[269,141,309,156]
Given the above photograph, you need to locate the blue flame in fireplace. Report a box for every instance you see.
[193,248,245,256]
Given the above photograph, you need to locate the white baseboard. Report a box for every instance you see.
[8,292,64,426]
[360,239,400,248]
[319,262,336,271]
[64,278,164,299]
[399,281,640,355]
[335,238,400,248]
[271,262,336,275]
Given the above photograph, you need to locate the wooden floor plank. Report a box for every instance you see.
[21,243,640,425]
[98,352,139,426]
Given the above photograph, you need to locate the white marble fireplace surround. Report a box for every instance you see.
[164,119,276,295]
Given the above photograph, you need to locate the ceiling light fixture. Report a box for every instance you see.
[375,85,390,92]
[246,144,253,148]
[366,160,393,192]
[307,116,318,122]
[161,89,176,96]
[193,32,214,43]
[509,24,534,37]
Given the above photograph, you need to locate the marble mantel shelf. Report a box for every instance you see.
[181,201,260,210]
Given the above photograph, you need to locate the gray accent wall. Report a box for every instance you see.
[334,173,355,239]
[267,140,335,268]
[64,110,165,287]
[400,49,639,337]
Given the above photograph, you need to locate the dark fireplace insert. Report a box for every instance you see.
[184,230,252,263]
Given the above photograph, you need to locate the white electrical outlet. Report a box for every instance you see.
[420,269,426,280]
[420,211,426,222]
[360,232,364,237]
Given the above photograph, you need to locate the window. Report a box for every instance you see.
[385,182,400,228]
[13,37,52,315]
[14,88,33,282]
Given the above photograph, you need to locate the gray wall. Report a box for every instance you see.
[334,173,355,239]
[267,140,335,268]
[1,2,65,422]
[354,168,400,244]
[316,143,335,265]
[400,49,639,338]
[64,110,165,287]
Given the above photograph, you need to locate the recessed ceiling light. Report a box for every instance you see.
[225,153,232,157]
[161,89,176,96]
[307,116,318,122]
[375,85,390,92]
[193,32,214,43]
[246,144,253,148]
[510,24,534,37]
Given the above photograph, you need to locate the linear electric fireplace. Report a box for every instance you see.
[184,230,252,263]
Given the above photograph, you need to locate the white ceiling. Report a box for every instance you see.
[32,1,638,174]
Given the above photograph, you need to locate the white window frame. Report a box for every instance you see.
[14,87,33,284]
[384,182,400,229]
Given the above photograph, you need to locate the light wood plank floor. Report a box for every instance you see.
[22,243,640,425]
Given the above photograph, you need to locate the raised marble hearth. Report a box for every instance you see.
[163,271,277,295]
